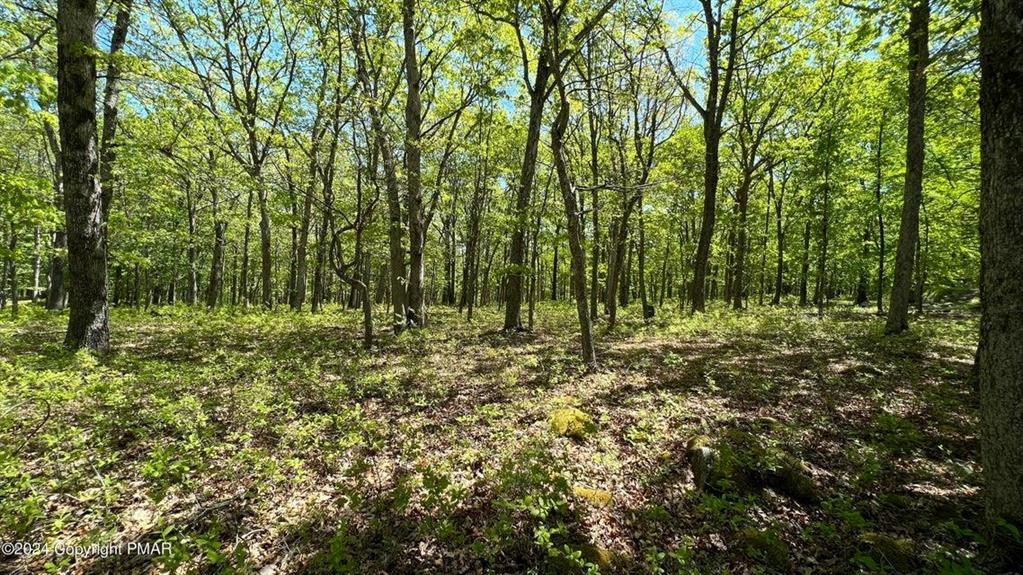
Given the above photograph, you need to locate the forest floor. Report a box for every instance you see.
[0,301,1009,574]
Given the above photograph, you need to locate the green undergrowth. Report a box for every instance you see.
[1,301,1004,573]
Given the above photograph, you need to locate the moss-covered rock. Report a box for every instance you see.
[580,544,616,569]
[686,434,713,452]
[721,429,819,504]
[686,434,740,492]
[572,485,613,507]
[688,445,720,491]
[764,449,819,504]
[754,416,785,432]
[550,407,594,439]
[741,527,791,571]
[860,532,917,572]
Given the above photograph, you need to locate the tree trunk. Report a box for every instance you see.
[31,226,41,302]
[772,180,784,305]
[732,173,752,310]
[403,0,426,326]
[978,0,1023,529]
[207,181,226,309]
[550,37,596,370]
[98,0,131,223]
[886,0,929,334]
[799,220,810,306]
[551,222,560,301]
[292,95,324,312]
[256,180,273,310]
[240,188,253,307]
[6,223,17,318]
[58,0,108,351]
[855,223,870,305]
[816,181,830,317]
[689,124,719,313]
[353,22,406,332]
[638,200,651,317]
[43,120,67,311]
[759,175,770,306]
[584,41,600,322]
[185,180,198,305]
[875,115,887,314]
[504,55,551,330]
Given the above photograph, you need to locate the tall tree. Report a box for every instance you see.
[162,0,298,310]
[478,0,615,331]
[886,0,930,333]
[42,119,66,311]
[663,0,742,313]
[544,0,600,369]
[99,0,132,221]
[350,6,408,332]
[58,0,108,350]
[978,0,1023,531]
[402,0,426,326]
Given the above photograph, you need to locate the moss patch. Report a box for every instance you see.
[572,485,613,507]
[860,532,917,572]
[550,407,594,439]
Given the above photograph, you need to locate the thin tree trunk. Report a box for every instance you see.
[799,220,810,306]
[732,174,752,310]
[185,180,198,305]
[7,223,17,318]
[240,188,253,307]
[31,226,41,302]
[875,114,887,314]
[550,32,596,370]
[207,175,226,308]
[856,223,870,305]
[98,0,132,222]
[584,40,601,322]
[403,0,426,326]
[638,200,651,319]
[504,59,552,331]
[43,120,67,311]
[772,179,784,305]
[816,180,830,317]
[256,176,273,309]
[759,175,770,306]
[886,0,929,333]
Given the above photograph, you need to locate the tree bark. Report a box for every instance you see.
[772,176,784,305]
[206,180,226,309]
[99,0,132,222]
[732,173,752,310]
[684,0,741,313]
[978,0,1023,528]
[503,58,551,330]
[886,0,929,333]
[256,177,273,309]
[548,7,596,370]
[403,0,426,326]
[352,19,407,332]
[6,223,17,318]
[58,0,109,351]
[239,188,253,307]
[874,114,887,314]
[43,119,67,311]
[185,179,198,305]
[292,76,327,312]
[799,220,810,306]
